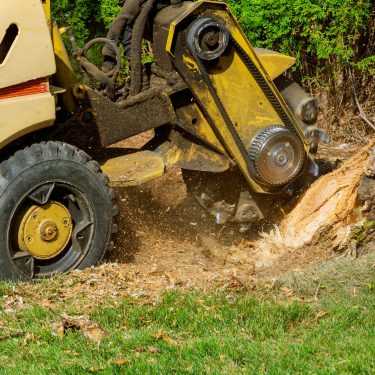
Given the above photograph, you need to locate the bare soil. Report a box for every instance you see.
[94,138,362,296]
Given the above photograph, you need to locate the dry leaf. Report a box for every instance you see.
[151,329,164,340]
[4,309,16,315]
[280,287,293,296]
[315,311,328,319]
[52,314,106,343]
[83,325,106,343]
[22,332,33,346]
[148,346,160,354]
[52,322,66,339]
[151,329,177,345]
[149,271,164,277]
[114,359,128,365]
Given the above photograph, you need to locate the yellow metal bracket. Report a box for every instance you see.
[166,1,307,193]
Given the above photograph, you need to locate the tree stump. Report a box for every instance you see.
[255,140,375,274]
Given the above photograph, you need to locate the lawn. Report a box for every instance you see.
[0,253,374,374]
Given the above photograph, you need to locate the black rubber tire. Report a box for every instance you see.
[0,141,118,281]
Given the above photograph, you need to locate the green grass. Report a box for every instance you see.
[0,255,374,374]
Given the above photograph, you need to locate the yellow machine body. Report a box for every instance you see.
[0,0,323,200]
[0,0,80,150]
[0,0,326,280]
[165,1,309,193]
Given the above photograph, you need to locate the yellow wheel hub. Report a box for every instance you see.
[18,201,73,260]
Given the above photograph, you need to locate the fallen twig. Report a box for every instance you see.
[0,332,23,341]
[314,281,322,299]
[348,67,375,131]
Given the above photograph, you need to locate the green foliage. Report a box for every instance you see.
[228,0,373,77]
[52,0,373,78]
[52,0,122,46]
[352,220,375,246]
[52,0,374,88]
[354,55,375,75]
[99,0,122,27]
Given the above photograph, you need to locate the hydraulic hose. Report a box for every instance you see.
[129,0,156,96]
[80,38,121,99]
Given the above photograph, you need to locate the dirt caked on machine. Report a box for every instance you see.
[0,0,327,280]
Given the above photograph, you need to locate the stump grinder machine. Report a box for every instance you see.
[0,0,327,280]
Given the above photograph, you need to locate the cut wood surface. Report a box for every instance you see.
[257,139,375,271]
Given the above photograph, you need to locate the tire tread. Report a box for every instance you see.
[0,141,118,275]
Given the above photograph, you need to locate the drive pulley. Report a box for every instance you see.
[185,17,307,189]
[186,17,229,61]
[248,126,305,186]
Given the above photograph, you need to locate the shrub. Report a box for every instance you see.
[52,0,374,142]
[228,0,373,78]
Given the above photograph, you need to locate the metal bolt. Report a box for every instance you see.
[40,222,58,242]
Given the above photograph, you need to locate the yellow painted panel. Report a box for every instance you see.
[254,48,295,80]
[101,151,166,187]
[210,51,282,142]
[176,102,225,153]
[52,23,78,112]
[0,93,55,148]
[42,0,51,25]
[0,0,56,89]
[167,1,307,192]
